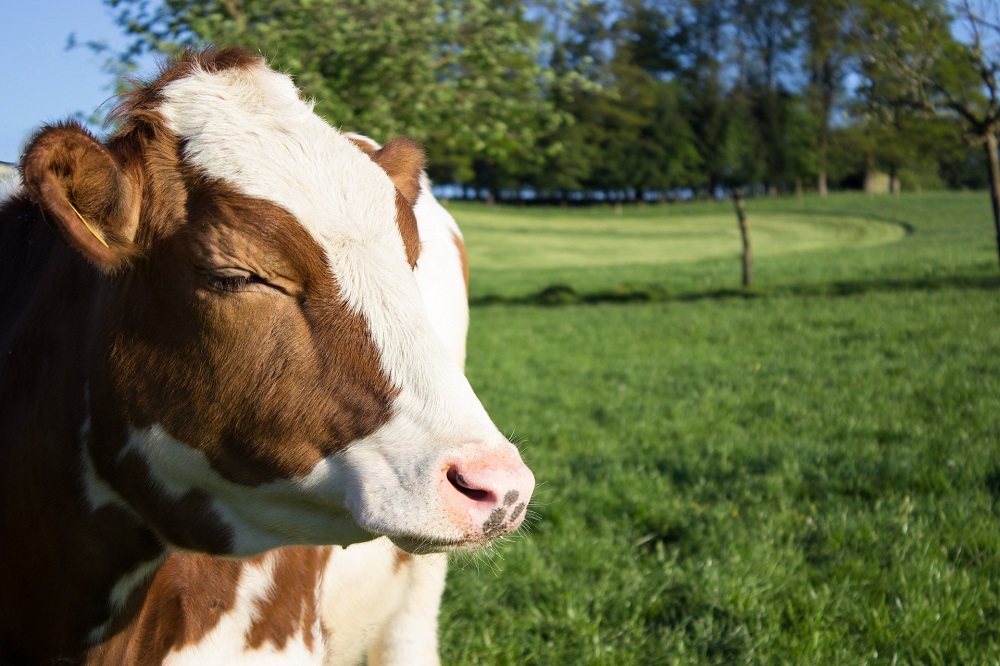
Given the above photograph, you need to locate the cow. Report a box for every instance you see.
[0,47,533,665]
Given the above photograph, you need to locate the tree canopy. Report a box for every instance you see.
[92,0,995,202]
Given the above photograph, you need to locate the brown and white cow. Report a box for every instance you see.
[0,47,532,664]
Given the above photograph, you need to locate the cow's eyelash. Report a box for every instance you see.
[207,272,267,293]
[209,274,252,292]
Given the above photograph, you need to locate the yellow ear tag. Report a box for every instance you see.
[67,200,110,249]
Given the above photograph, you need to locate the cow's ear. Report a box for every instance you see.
[21,123,139,271]
[370,137,425,205]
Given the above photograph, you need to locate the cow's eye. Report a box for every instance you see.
[206,269,277,294]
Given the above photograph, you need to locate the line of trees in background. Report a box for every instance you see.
[88,0,999,202]
[89,1,1000,251]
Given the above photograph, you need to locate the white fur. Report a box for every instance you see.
[121,424,367,555]
[320,151,464,665]
[322,541,446,666]
[413,174,469,369]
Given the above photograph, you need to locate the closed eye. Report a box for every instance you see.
[205,270,288,295]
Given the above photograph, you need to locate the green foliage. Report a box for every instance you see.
[87,0,996,196]
[102,0,566,168]
[439,192,1000,663]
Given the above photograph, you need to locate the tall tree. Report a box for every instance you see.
[732,0,807,193]
[855,0,1000,268]
[801,0,853,197]
[663,0,733,196]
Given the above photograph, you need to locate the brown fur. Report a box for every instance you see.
[346,134,426,268]
[91,547,333,664]
[21,123,141,270]
[0,46,429,663]
[369,137,425,205]
[452,230,470,293]
[246,547,332,652]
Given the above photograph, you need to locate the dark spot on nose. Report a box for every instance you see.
[482,508,507,538]
[509,502,526,522]
[503,490,519,507]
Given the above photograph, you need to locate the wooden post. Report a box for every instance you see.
[733,188,752,288]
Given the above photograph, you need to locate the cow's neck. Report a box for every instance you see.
[0,226,165,661]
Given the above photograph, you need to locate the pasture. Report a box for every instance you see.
[438,192,1000,664]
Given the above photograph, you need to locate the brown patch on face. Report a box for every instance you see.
[93,179,399,494]
[452,230,469,293]
[247,546,332,651]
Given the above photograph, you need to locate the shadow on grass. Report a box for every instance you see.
[777,207,917,235]
[470,274,1000,308]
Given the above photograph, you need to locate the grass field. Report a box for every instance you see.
[436,192,1000,665]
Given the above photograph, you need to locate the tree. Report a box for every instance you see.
[661,0,733,196]
[801,0,853,197]
[97,0,567,189]
[854,0,1000,268]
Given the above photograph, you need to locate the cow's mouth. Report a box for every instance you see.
[387,531,500,555]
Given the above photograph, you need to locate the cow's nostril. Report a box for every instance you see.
[447,467,493,503]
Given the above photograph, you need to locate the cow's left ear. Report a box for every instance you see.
[21,123,140,271]
[370,137,425,205]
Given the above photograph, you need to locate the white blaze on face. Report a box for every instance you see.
[156,60,521,547]
[412,173,470,369]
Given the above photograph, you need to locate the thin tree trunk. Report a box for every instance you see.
[986,131,1000,271]
[818,127,829,198]
[818,66,832,198]
[733,188,752,288]
[865,152,877,196]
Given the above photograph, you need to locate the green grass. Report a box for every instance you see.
[449,192,998,302]
[437,192,1000,665]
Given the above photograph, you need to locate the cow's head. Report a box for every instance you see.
[19,48,533,556]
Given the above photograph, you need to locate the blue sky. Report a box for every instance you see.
[0,0,147,163]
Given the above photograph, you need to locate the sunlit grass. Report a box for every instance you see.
[438,192,1000,665]
[446,191,997,302]
[457,208,904,270]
